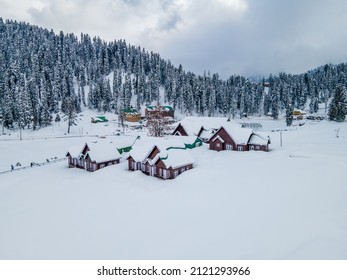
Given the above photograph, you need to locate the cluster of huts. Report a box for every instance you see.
[172,117,270,152]
[66,117,270,179]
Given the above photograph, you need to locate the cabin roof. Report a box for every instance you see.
[84,141,121,163]
[213,123,253,144]
[67,141,122,162]
[248,132,270,145]
[128,142,157,162]
[66,144,84,158]
[175,116,230,136]
[146,105,174,111]
[128,136,201,162]
[158,149,195,169]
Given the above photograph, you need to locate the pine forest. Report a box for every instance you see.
[1,18,347,131]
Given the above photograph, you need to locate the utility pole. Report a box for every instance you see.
[280,131,283,147]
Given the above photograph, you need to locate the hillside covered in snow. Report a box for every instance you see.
[1,18,347,134]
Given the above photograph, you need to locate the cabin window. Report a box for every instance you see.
[216,143,221,148]
[249,145,254,151]
[226,144,232,150]
[238,146,243,151]
[132,161,136,170]
[181,167,185,172]
[174,170,178,177]
[256,146,260,150]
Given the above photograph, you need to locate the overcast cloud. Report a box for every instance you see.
[1,0,347,78]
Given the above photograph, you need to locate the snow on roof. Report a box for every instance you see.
[84,141,121,163]
[211,135,225,143]
[160,149,195,169]
[113,136,139,148]
[161,136,199,150]
[248,132,270,145]
[176,116,230,136]
[128,136,200,162]
[217,123,253,144]
[128,141,156,162]
[164,135,198,143]
[199,129,216,140]
[146,105,174,111]
[66,145,84,158]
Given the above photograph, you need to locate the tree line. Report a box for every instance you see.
[0,18,346,131]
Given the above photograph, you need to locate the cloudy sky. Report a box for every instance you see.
[1,0,347,78]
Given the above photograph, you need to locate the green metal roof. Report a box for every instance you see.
[146,105,174,111]
[117,146,132,154]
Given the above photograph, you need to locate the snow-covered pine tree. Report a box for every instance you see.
[285,102,294,126]
[328,85,347,122]
[61,95,78,133]
[123,74,132,109]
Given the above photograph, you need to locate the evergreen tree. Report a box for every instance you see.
[61,95,78,133]
[285,103,294,126]
[328,85,347,122]
[55,113,61,122]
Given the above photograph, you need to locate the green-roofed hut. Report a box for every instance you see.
[91,116,108,123]
[122,108,141,122]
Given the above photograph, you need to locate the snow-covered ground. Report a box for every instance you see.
[0,114,347,260]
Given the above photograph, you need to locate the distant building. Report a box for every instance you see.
[292,109,306,120]
[145,105,174,118]
[123,108,141,122]
[91,116,108,123]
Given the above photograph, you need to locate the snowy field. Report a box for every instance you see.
[0,115,347,260]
